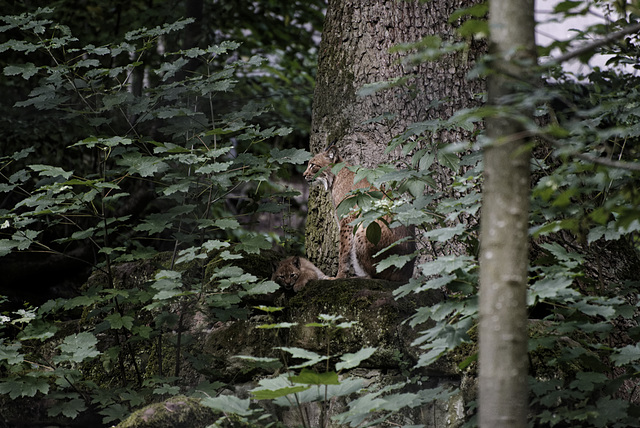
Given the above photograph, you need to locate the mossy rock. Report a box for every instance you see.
[199,278,447,382]
[201,315,284,383]
[283,278,443,371]
[116,395,218,428]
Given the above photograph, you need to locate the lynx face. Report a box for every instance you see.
[272,256,303,290]
[272,256,327,292]
[303,147,337,191]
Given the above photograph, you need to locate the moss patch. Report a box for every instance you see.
[116,395,218,428]
[283,278,443,371]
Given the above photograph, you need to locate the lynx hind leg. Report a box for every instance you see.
[374,224,416,282]
[336,217,356,278]
[307,259,329,280]
[351,226,376,278]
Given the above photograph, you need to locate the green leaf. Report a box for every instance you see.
[251,385,310,400]
[12,230,40,250]
[357,78,403,97]
[105,313,134,330]
[117,152,168,177]
[611,344,640,366]
[132,325,153,339]
[529,276,575,300]
[47,397,87,419]
[554,0,583,13]
[336,347,376,371]
[424,224,466,242]
[150,270,183,300]
[0,240,18,257]
[245,280,280,295]
[539,242,584,264]
[69,227,97,241]
[257,322,297,329]
[269,148,311,165]
[436,150,460,171]
[29,164,73,179]
[406,179,426,198]
[156,58,189,81]
[569,372,608,392]
[210,265,244,279]
[99,403,129,425]
[0,374,50,399]
[213,218,240,230]
[195,161,232,174]
[415,338,450,367]
[55,332,100,363]
[275,347,328,368]
[289,369,339,385]
[376,253,414,273]
[175,246,207,265]
[11,147,36,160]
[4,63,39,79]
[0,342,24,364]
[571,300,615,318]
[12,308,37,324]
[134,213,173,234]
[0,40,40,55]
[153,383,180,395]
[456,19,489,38]
[253,305,284,313]
[64,293,102,309]
[365,222,381,245]
[18,319,58,341]
[416,274,456,292]
[420,255,475,276]
[458,352,477,370]
[449,3,488,21]
[201,395,253,416]
[73,136,133,148]
[202,240,229,251]
[236,234,271,254]
[102,92,130,109]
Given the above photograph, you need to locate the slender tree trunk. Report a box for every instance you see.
[307,0,485,274]
[478,0,536,426]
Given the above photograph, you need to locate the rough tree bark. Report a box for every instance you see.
[306,0,485,275]
[478,0,536,426]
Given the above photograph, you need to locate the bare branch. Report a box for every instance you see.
[542,21,640,67]
[572,152,640,171]
[538,133,640,171]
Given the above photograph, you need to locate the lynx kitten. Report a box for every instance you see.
[272,256,327,292]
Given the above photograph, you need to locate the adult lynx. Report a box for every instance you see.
[304,144,415,282]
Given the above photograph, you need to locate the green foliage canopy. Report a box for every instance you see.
[1,1,640,427]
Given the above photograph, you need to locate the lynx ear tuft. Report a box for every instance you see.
[327,142,339,160]
[325,139,337,150]
[292,256,301,268]
[271,260,279,274]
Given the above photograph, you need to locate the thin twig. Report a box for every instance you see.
[537,133,640,172]
[572,152,640,171]
[542,21,640,67]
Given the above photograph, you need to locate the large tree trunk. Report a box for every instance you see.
[307,0,485,275]
[478,0,536,426]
